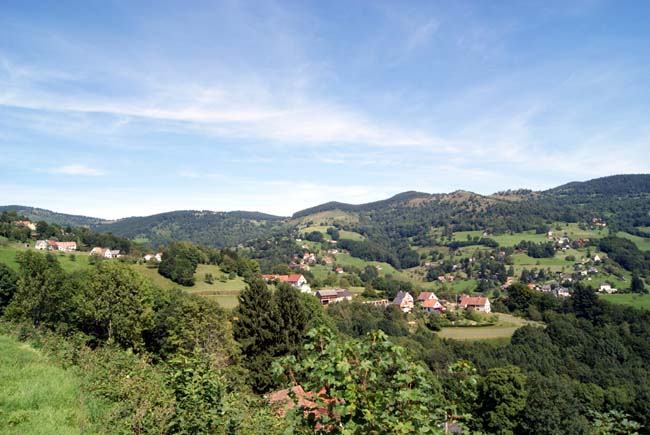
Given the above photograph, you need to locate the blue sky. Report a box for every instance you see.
[1,0,649,218]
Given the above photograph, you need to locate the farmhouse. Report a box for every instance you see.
[35,240,49,250]
[315,289,354,305]
[35,240,77,251]
[144,253,163,262]
[262,274,312,293]
[392,291,414,313]
[418,291,445,314]
[90,247,118,259]
[15,220,37,231]
[459,295,491,313]
[598,283,618,294]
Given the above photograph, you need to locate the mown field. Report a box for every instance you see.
[436,313,541,341]
[0,335,93,435]
[599,293,650,309]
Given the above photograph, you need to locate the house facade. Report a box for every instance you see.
[315,289,354,305]
[262,274,312,293]
[459,295,491,313]
[392,291,414,313]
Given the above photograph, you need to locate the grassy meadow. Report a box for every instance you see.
[0,335,93,435]
[437,313,541,341]
[600,293,650,309]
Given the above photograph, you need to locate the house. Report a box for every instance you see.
[55,241,77,252]
[422,297,446,314]
[417,291,438,303]
[459,295,491,313]
[15,220,37,231]
[598,283,617,294]
[335,267,344,274]
[593,255,601,263]
[144,253,163,262]
[90,247,115,259]
[437,276,446,283]
[418,292,445,314]
[392,291,414,313]
[110,250,121,258]
[35,239,76,251]
[315,289,354,305]
[323,256,333,264]
[262,274,311,293]
[555,287,571,297]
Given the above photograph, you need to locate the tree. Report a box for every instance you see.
[273,283,308,356]
[81,261,155,350]
[5,251,70,326]
[0,263,18,313]
[630,274,645,294]
[475,366,527,435]
[158,242,205,286]
[275,327,446,434]
[232,278,280,393]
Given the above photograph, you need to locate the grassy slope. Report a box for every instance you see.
[616,231,650,251]
[0,335,92,435]
[437,313,541,341]
[600,293,650,309]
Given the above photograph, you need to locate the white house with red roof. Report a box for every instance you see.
[262,274,311,293]
[458,295,491,313]
[417,292,446,314]
[35,240,76,251]
[90,247,117,259]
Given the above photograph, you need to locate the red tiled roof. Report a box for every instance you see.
[417,291,433,301]
[422,298,441,308]
[459,296,489,307]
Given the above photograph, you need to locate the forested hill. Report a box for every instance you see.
[0,205,108,227]
[93,210,286,248]
[546,174,650,196]
[291,191,433,218]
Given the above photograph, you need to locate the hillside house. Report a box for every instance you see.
[56,241,77,252]
[15,220,37,231]
[36,240,76,251]
[262,274,311,293]
[598,283,618,294]
[315,289,354,305]
[335,267,344,274]
[392,291,414,313]
[90,247,116,259]
[144,253,163,262]
[459,295,491,313]
[418,292,445,314]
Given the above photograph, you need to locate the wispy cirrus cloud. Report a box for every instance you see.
[50,164,104,176]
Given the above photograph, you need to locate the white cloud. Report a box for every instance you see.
[50,164,104,176]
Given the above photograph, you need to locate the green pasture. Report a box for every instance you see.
[0,335,94,435]
[600,293,650,309]
[437,313,541,341]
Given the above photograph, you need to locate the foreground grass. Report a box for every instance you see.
[0,335,92,435]
[437,313,541,341]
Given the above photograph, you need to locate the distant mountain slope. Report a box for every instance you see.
[94,210,286,248]
[291,191,433,218]
[547,174,650,196]
[0,205,107,227]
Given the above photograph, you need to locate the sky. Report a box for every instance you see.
[1,0,649,219]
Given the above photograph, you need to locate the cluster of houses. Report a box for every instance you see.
[89,247,121,259]
[526,283,571,298]
[35,239,77,252]
[391,290,490,314]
